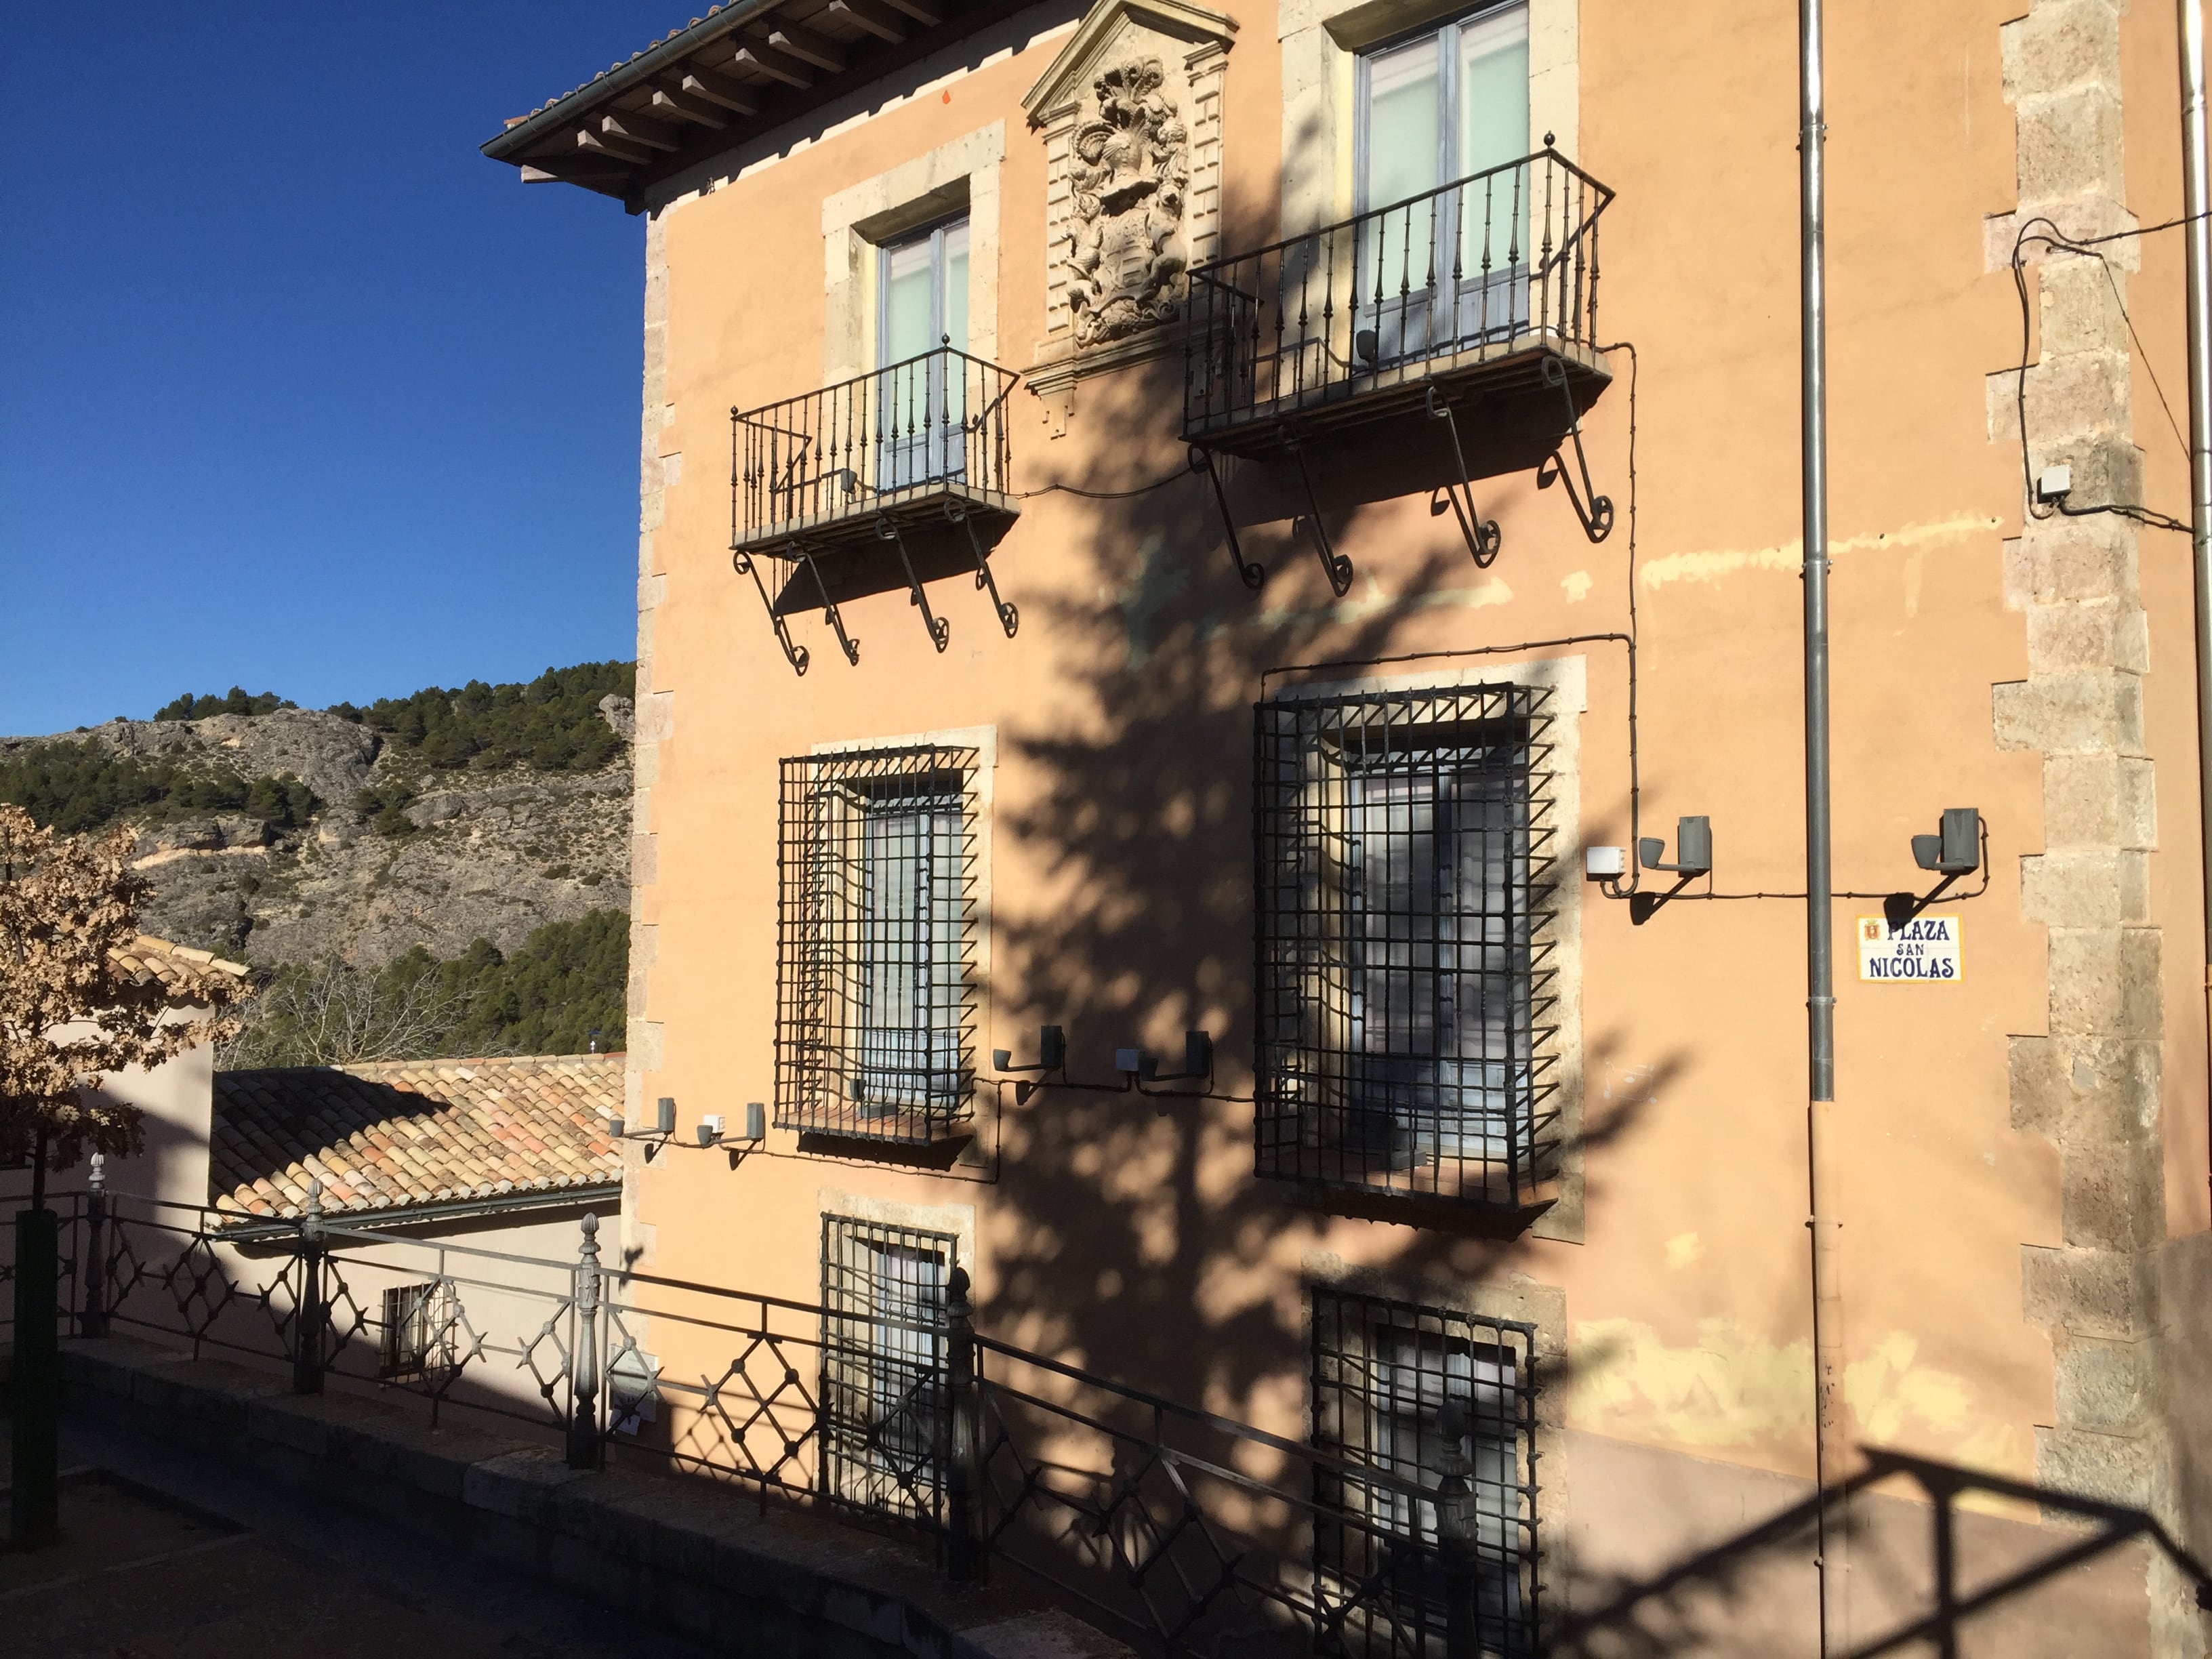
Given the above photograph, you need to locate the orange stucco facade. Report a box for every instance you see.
[506,0,2212,1649]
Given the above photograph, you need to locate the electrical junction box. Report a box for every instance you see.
[1584,846,1626,879]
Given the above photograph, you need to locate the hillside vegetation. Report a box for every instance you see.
[226,909,630,1067]
[0,662,633,840]
[3,662,636,1062]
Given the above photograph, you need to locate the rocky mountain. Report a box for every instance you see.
[0,695,632,970]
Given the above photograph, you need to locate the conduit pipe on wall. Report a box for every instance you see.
[1798,0,1849,1652]
[2179,0,2212,1198]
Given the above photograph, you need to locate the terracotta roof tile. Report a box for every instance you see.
[211,1054,623,1222]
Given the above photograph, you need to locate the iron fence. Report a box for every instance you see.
[8,1185,1531,1658]
[1184,146,1611,440]
[733,346,1019,546]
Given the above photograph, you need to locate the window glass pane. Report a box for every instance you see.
[881,233,937,365]
[859,796,962,1106]
[1360,35,1443,348]
[1364,34,1442,208]
[1457,5,1531,281]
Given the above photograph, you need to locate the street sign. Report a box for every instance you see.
[1857,914,1962,982]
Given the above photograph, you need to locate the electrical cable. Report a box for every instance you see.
[2012,213,2200,534]
[1012,465,1192,501]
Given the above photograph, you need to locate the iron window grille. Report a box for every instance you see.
[776,745,981,1143]
[820,1214,958,1525]
[1254,684,1559,1206]
[1311,1287,1540,1658]
[379,1280,456,1384]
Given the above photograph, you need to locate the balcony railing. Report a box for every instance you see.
[1184,146,1612,445]
[731,346,1022,672]
[734,346,1019,548]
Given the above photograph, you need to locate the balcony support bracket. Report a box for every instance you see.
[796,540,861,666]
[878,514,951,653]
[732,544,815,676]
[1284,432,1355,596]
[947,497,1019,638]
[1189,446,1266,590]
[1536,354,1616,544]
[1425,386,1504,568]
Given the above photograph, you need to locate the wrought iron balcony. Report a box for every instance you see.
[1181,146,1617,588]
[730,346,1021,673]
[1185,145,1611,445]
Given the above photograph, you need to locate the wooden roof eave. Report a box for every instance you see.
[483,0,1031,213]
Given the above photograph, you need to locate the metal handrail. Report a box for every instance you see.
[733,345,1021,542]
[12,1189,1530,1656]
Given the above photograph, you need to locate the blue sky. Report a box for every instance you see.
[0,5,685,735]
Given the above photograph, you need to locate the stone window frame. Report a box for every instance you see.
[822,123,1006,386]
[1279,0,1578,239]
[1301,1250,1570,1646]
[1268,656,1586,1242]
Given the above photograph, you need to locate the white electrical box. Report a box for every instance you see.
[1114,1047,1144,1075]
[1584,845,1627,878]
[2036,463,2072,502]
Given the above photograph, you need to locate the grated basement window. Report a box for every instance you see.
[777,745,981,1142]
[379,1280,456,1384]
[1310,1287,1540,1659]
[1254,683,1559,1206]
[820,1214,957,1525]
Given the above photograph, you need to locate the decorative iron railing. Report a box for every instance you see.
[9,1183,1536,1658]
[1183,146,1612,439]
[733,346,1021,545]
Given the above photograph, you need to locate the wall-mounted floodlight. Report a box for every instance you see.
[991,1024,1065,1074]
[1141,1031,1214,1085]
[1639,817,1713,876]
[1912,808,1982,875]
[609,1098,678,1161]
[993,1025,1066,1104]
[1629,817,1713,924]
[744,1101,766,1143]
[1887,806,1986,926]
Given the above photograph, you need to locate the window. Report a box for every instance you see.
[878,216,971,490]
[776,744,981,1141]
[821,1215,957,1522]
[379,1280,455,1384]
[1354,2,1530,361]
[1311,1287,1539,1658]
[1254,683,1558,1204]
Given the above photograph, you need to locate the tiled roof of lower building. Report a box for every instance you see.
[211,1054,623,1222]
[112,934,249,991]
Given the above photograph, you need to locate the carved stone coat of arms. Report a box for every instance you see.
[1063,58,1191,347]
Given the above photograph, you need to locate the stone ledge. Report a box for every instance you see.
[58,1336,1130,1659]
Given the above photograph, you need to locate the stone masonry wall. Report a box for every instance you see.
[1992,3,2198,1651]
[628,210,673,1257]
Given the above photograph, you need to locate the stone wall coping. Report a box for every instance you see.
[59,1336,1132,1659]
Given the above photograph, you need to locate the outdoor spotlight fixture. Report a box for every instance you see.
[743,1101,766,1143]
[1140,1031,1214,1085]
[1912,808,1982,876]
[993,1025,1067,1104]
[1354,328,1380,365]
[1639,817,1713,876]
[1886,807,1987,925]
[1629,816,1714,924]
